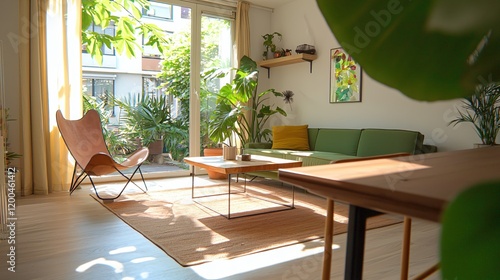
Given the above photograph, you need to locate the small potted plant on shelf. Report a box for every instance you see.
[262,32,282,60]
[449,82,500,147]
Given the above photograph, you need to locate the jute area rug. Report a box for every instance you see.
[91,180,402,266]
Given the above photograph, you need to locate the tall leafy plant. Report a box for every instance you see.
[449,83,500,145]
[114,92,172,146]
[208,56,287,147]
[113,93,189,161]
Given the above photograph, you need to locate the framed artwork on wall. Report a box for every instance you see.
[330,48,362,103]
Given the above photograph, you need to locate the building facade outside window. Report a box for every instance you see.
[82,77,115,116]
[142,76,180,118]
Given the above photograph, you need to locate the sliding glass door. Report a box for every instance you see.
[145,1,234,176]
[198,12,233,155]
[81,0,234,177]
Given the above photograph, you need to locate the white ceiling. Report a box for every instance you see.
[245,0,295,9]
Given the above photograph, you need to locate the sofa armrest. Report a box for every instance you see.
[244,142,273,149]
[416,144,438,154]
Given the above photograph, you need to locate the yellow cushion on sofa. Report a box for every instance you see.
[272,125,310,150]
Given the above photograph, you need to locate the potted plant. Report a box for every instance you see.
[449,82,500,147]
[207,55,288,149]
[262,32,282,60]
[114,92,173,158]
[0,108,22,166]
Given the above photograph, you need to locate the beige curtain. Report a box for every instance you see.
[19,0,82,195]
[234,1,250,65]
[234,1,251,148]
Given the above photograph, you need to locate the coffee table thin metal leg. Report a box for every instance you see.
[191,165,195,198]
[228,174,231,219]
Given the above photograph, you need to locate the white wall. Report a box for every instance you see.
[0,0,21,167]
[248,6,272,92]
[248,0,478,152]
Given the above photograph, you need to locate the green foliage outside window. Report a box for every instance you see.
[82,0,167,64]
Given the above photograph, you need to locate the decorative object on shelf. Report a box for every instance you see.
[273,48,286,58]
[285,49,292,56]
[295,44,316,55]
[330,48,362,103]
[448,82,500,146]
[262,32,282,60]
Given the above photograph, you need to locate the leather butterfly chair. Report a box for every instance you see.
[56,109,149,200]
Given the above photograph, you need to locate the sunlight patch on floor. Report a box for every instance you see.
[75,257,124,273]
[191,240,341,279]
[109,246,137,255]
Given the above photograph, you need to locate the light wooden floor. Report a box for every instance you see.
[0,176,441,280]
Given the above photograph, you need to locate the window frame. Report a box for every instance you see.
[142,1,174,20]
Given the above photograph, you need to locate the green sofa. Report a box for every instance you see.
[243,128,436,179]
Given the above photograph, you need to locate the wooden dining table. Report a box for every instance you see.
[278,146,500,280]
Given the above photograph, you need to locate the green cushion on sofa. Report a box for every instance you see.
[356,129,422,157]
[313,129,361,156]
[290,151,358,166]
[307,128,320,150]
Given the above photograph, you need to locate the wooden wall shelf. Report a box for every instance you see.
[258,53,317,78]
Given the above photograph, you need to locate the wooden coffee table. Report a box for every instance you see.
[183,155,302,219]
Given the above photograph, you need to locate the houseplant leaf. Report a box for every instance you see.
[316,0,500,101]
[440,180,500,279]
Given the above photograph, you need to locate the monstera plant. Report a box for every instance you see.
[207,55,287,147]
[316,0,500,278]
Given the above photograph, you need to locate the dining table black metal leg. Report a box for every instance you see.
[344,205,382,280]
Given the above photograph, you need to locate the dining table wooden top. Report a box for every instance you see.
[278,146,500,222]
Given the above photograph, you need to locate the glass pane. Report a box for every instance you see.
[102,24,115,55]
[146,2,173,19]
[94,79,115,116]
[82,78,93,96]
[200,14,232,153]
[152,4,191,171]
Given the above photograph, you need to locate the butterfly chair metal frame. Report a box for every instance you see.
[56,109,149,200]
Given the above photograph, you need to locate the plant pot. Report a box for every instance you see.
[222,146,237,160]
[473,143,498,148]
[148,139,163,155]
[203,148,227,180]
